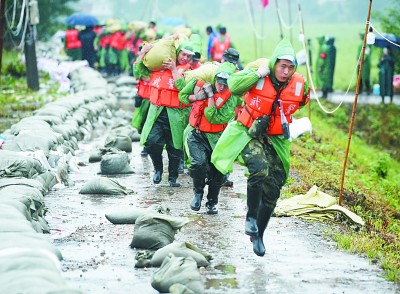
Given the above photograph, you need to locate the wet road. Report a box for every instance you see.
[45,121,399,294]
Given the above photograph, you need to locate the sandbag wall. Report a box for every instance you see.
[0,67,117,294]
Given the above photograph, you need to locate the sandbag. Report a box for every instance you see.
[0,150,45,179]
[143,38,176,71]
[151,254,204,294]
[0,185,45,217]
[0,232,63,260]
[105,208,150,224]
[151,241,211,268]
[244,58,270,70]
[99,152,135,174]
[184,62,219,83]
[104,134,132,153]
[0,177,47,196]
[0,219,36,233]
[79,177,129,195]
[130,215,176,250]
[88,147,121,163]
[130,213,190,250]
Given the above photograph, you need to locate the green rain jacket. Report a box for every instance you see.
[131,61,151,131]
[179,62,238,158]
[139,41,194,149]
[211,38,309,177]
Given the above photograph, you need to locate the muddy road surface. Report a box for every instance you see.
[43,127,399,294]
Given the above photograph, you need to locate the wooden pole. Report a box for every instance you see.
[339,0,373,206]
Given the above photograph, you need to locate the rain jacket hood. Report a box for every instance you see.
[268,37,298,72]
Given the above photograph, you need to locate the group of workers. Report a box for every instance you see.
[131,26,310,257]
[315,32,396,104]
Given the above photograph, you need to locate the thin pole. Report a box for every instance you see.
[0,0,5,80]
[298,4,311,118]
[275,0,283,40]
[287,0,293,44]
[339,0,373,206]
[248,0,258,58]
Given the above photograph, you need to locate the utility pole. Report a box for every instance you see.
[24,0,39,90]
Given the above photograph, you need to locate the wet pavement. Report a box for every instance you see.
[44,110,400,293]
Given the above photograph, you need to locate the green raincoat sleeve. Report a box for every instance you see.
[133,60,151,80]
[227,68,260,96]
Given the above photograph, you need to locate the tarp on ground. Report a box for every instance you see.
[274,185,364,227]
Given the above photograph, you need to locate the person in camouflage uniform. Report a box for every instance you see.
[211,38,310,256]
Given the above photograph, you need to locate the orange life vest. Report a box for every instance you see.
[65,29,82,50]
[99,35,111,48]
[137,79,150,99]
[212,35,231,61]
[109,31,126,51]
[189,81,231,133]
[149,64,191,108]
[237,73,308,135]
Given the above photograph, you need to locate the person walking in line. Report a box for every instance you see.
[206,26,218,61]
[78,26,97,68]
[378,46,395,104]
[139,38,195,187]
[179,62,237,214]
[132,45,152,157]
[211,38,310,256]
[211,26,234,62]
[64,25,82,61]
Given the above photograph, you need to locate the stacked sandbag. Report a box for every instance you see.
[0,66,116,293]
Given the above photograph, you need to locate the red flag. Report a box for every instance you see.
[260,0,269,8]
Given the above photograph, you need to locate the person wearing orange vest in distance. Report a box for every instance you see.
[211,26,234,62]
[64,26,82,61]
[109,29,127,76]
[138,38,195,187]
[132,45,151,157]
[211,38,310,256]
[179,62,237,214]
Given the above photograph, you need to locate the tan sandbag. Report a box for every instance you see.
[184,62,219,83]
[151,254,204,294]
[174,26,192,38]
[143,39,176,71]
[151,241,211,267]
[245,58,270,70]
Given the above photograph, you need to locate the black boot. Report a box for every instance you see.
[190,178,205,211]
[168,176,181,187]
[178,157,185,174]
[205,185,220,214]
[252,203,275,257]
[153,170,162,184]
[149,152,163,184]
[245,186,261,236]
[140,147,148,157]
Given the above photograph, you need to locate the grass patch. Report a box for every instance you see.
[287,102,400,282]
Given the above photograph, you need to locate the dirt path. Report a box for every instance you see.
[45,126,399,294]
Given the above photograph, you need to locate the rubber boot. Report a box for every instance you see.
[251,203,275,257]
[205,185,220,214]
[167,149,181,187]
[190,178,205,211]
[149,153,163,184]
[245,186,261,236]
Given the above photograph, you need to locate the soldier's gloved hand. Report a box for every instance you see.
[195,89,207,101]
[203,83,214,98]
[256,65,270,78]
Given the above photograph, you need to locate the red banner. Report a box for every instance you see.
[260,0,269,8]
